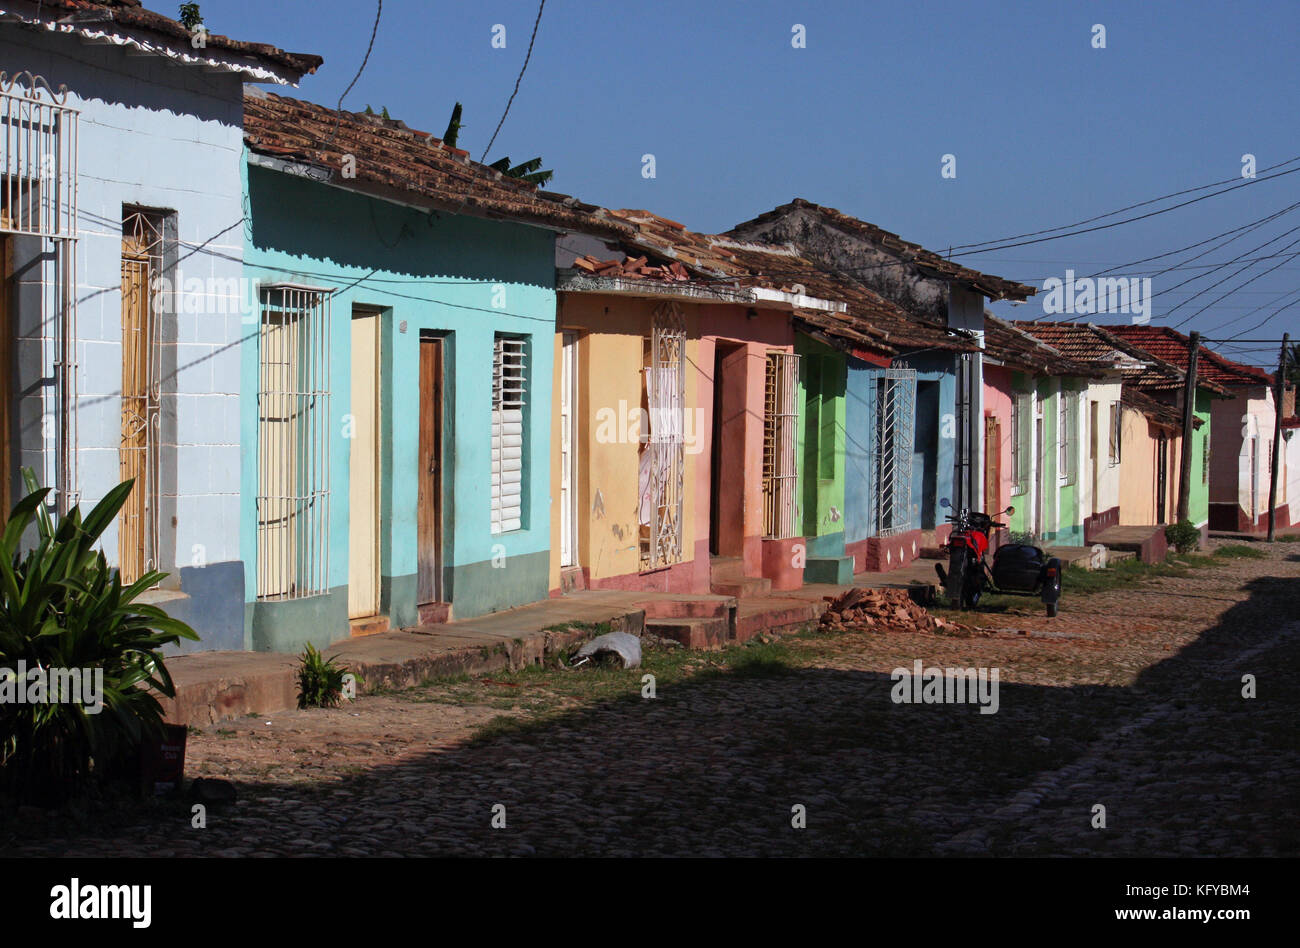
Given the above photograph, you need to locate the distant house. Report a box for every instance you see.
[0,1,318,652]
[981,317,1107,547]
[1107,326,1282,533]
[1018,322,1225,539]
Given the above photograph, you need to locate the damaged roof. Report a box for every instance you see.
[243,90,632,240]
[4,0,321,81]
[728,198,1037,302]
[560,207,974,358]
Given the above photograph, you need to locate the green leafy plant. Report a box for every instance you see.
[0,471,197,804]
[178,3,203,31]
[296,643,348,709]
[1165,519,1200,554]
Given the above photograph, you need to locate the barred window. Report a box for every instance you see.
[1059,390,1077,484]
[764,351,800,538]
[256,285,332,600]
[1011,392,1032,495]
[491,334,527,534]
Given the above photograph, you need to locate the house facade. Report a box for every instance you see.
[548,215,859,599]
[733,198,1034,543]
[239,91,622,653]
[0,2,317,653]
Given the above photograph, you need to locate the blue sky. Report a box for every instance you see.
[207,0,1299,366]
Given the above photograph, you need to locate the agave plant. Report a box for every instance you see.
[0,471,197,804]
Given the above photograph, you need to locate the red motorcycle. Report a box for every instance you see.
[934,500,1063,618]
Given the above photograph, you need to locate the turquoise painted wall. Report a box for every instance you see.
[844,351,957,544]
[240,159,556,652]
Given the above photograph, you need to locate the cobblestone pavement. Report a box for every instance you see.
[6,540,1298,857]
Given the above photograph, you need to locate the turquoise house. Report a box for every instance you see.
[239,90,620,653]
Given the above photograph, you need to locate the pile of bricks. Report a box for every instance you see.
[819,587,972,635]
[571,254,691,281]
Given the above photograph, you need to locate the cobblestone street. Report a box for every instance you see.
[7,540,1298,858]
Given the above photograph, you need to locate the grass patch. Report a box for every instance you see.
[1214,543,1267,560]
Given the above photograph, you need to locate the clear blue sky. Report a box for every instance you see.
[206,0,1299,366]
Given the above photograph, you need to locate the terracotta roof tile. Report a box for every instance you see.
[243,90,631,239]
[1105,325,1275,389]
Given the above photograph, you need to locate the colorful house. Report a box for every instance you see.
[727,199,1037,566]
[239,91,621,653]
[980,317,1108,547]
[1107,327,1282,533]
[549,214,855,599]
[1019,322,1223,540]
[0,2,317,653]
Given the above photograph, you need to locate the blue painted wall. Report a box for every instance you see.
[241,161,557,652]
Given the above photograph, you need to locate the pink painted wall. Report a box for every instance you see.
[983,365,1016,517]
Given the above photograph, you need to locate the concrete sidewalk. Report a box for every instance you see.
[160,587,822,727]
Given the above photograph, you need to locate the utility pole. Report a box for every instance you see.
[1176,331,1201,524]
[1267,332,1290,541]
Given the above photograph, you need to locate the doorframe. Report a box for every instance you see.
[417,331,446,605]
[348,307,382,619]
[559,331,578,568]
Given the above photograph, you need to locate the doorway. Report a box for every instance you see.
[709,342,745,556]
[1156,434,1168,525]
[417,333,445,605]
[559,332,577,568]
[348,308,381,619]
[1089,400,1100,516]
[1034,414,1045,536]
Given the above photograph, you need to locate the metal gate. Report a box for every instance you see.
[1,72,79,511]
[874,368,916,536]
[640,301,685,570]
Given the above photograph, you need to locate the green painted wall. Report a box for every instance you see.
[796,335,847,559]
[1189,388,1213,527]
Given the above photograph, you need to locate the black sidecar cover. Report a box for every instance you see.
[991,543,1046,592]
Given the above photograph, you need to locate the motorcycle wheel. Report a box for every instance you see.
[1046,601,1059,618]
[947,549,967,610]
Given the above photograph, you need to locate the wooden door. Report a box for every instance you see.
[348,311,380,618]
[983,414,999,515]
[417,335,444,604]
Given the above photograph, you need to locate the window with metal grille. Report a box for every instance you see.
[119,207,167,585]
[491,334,527,534]
[1011,392,1033,496]
[1202,423,1210,484]
[2,74,79,513]
[639,303,685,569]
[256,285,332,600]
[763,351,800,539]
[874,369,916,535]
[1059,389,1077,484]
[1109,403,1122,465]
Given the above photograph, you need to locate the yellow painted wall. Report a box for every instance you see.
[549,294,702,588]
[1118,405,1182,526]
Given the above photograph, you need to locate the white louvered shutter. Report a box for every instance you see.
[491,336,526,533]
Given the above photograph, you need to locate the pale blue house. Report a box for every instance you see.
[239,90,625,653]
[0,2,318,652]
